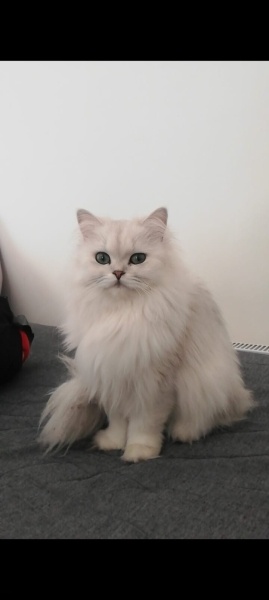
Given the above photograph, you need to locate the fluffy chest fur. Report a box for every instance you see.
[74,288,189,413]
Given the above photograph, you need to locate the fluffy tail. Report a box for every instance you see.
[38,362,105,452]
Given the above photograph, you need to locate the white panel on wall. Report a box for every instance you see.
[0,61,268,343]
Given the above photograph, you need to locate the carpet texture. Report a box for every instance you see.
[0,324,268,539]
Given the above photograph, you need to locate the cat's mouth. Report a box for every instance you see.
[112,279,128,290]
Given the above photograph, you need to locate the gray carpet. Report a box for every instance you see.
[0,324,268,539]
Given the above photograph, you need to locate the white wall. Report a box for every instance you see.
[0,61,268,343]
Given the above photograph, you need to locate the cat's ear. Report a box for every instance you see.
[77,209,102,239]
[143,207,168,241]
[145,207,168,226]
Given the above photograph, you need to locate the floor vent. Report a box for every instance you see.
[233,342,269,354]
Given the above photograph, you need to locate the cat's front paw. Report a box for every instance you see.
[94,428,126,451]
[122,443,160,463]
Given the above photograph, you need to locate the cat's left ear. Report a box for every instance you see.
[77,209,102,239]
[143,207,168,241]
[145,207,168,226]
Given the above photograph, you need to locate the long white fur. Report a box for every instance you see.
[38,207,254,462]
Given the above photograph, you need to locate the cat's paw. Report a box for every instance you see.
[169,421,201,443]
[94,428,126,451]
[122,443,160,463]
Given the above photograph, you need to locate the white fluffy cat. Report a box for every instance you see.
[39,207,254,462]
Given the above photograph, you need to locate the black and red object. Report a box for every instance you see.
[0,295,34,384]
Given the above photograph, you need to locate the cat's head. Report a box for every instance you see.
[76,207,172,295]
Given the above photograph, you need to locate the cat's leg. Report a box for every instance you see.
[168,403,207,443]
[123,397,173,462]
[93,413,128,451]
[122,415,163,462]
[38,378,104,451]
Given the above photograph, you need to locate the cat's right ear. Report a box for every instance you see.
[77,209,102,239]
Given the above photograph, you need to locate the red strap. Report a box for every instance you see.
[19,330,31,362]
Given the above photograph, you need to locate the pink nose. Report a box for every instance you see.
[113,270,125,280]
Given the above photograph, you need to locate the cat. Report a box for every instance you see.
[38,207,254,462]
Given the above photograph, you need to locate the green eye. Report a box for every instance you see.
[129,253,146,265]
[95,252,111,265]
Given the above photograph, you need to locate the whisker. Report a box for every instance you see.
[129,279,153,297]
[84,275,153,298]
[85,276,107,288]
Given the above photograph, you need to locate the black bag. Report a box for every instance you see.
[0,296,34,384]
